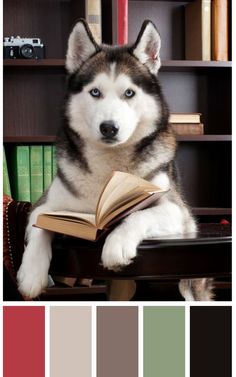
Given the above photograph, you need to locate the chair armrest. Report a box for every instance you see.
[3,195,32,279]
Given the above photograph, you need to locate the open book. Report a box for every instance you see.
[35,171,168,241]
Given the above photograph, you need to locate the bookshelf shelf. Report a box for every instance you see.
[3,136,56,143]
[177,135,231,142]
[4,59,66,68]
[4,59,232,70]
[161,60,232,72]
[192,208,232,216]
[3,135,232,144]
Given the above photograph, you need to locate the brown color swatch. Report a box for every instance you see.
[97,306,138,377]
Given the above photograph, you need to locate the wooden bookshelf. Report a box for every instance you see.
[3,0,232,218]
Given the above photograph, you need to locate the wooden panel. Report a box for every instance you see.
[128,1,188,59]
[159,71,198,112]
[176,142,231,207]
[159,69,231,133]
[3,0,71,58]
[4,69,65,136]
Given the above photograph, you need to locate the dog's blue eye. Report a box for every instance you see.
[124,89,135,98]
[90,88,101,98]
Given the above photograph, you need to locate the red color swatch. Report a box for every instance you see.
[3,306,45,377]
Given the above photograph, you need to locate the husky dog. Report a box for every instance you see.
[17,19,213,300]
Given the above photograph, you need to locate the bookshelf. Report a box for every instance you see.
[3,0,232,220]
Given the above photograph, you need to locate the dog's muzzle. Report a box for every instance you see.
[100,121,119,142]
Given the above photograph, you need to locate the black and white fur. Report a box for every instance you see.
[17,20,213,300]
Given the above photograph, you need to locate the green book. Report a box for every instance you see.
[12,146,31,201]
[43,145,53,191]
[52,145,57,178]
[30,145,44,204]
[3,147,12,196]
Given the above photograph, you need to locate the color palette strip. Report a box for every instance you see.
[3,305,232,376]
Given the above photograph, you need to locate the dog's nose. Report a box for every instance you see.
[100,121,119,138]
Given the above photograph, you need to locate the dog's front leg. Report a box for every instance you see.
[17,204,54,298]
[101,198,196,270]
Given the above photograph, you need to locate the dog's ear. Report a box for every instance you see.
[66,19,100,73]
[132,20,161,75]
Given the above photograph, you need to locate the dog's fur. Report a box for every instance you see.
[17,20,213,300]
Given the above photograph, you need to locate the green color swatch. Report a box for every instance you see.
[144,306,185,377]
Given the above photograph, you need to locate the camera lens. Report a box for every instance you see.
[20,44,34,58]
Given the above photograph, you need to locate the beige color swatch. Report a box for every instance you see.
[50,306,91,377]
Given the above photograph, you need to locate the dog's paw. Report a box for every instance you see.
[17,250,50,299]
[101,230,138,270]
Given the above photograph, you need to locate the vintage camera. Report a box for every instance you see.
[3,36,45,59]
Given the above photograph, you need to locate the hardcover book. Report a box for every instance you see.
[169,113,201,124]
[112,0,128,45]
[30,146,44,203]
[35,171,167,241]
[3,148,11,196]
[171,123,204,135]
[52,146,57,178]
[12,146,31,202]
[43,145,53,191]
[185,0,211,60]
[212,0,228,61]
[85,0,102,44]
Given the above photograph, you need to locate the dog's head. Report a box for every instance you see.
[65,19,168,147]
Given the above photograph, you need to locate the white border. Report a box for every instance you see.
[45,305,50,377]
[1,1,234,376]
[91,305,97,377]
[231,1,235,376]
[138,305,143,377]
[185,305,190,377]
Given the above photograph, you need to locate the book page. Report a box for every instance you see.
[96,171,163,224]
[40,211,96,226]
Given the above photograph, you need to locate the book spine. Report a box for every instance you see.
[52,146,57,178]
[202,0,211,61]
[30,145,44,204]
[117,0,128,45]
[185,0,211,60]
[43,145,53,191]
[3,147,12,197]
[12,146,31,202]
[212,0,228,61]
[170,123,204,135]
[85,0,102,44]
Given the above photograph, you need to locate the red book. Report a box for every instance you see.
[113,0,128,45]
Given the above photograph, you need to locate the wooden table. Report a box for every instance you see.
[50,223,231,281]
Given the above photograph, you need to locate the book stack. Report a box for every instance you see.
[169,113,204,135]
[11,145,57,203]
[185,0,229,61]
